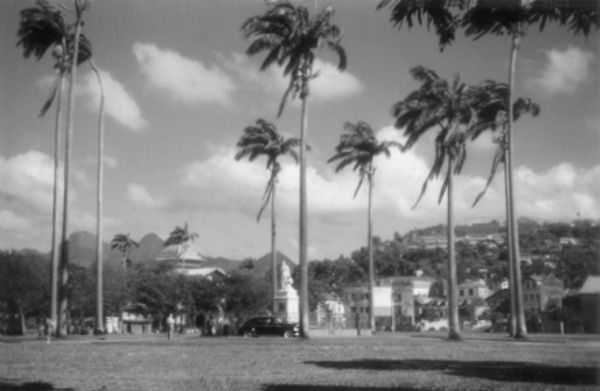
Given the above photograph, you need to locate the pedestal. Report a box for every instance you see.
[274,287,299,323]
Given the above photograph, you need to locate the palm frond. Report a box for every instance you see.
[38,75,59,117]
[472,141,504,207]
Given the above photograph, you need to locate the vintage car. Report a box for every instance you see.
[238,317,299,338]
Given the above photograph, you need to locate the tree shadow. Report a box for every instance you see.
[305,359,599,386]
[262,386,426,391]
[0,381,74,391]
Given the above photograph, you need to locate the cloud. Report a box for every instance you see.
[174,125,600,228]
[79,70,147,131]
[219,52,362,106]
[310,59,363,101]
[0,150,55,214]
[126,183,162,208]
[133,43,235,107]
[84,154,118,168]
[528,46,595,96]
[0,210,31,231]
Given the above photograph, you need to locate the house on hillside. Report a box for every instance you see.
[458,279,491,302]
[523,273,565,333]
[579,275,600,333]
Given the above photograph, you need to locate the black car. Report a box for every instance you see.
[239,317,299,338]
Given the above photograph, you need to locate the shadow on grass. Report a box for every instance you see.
[0,381,74,391]
[305,359,599,386]
[263,386,424,391]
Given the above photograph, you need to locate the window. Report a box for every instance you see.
[459,289,464,297]
[468,289,474,296]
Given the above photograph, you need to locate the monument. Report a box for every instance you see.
[274,262,299,323]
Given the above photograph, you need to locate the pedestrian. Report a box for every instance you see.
[167,313,175,340]
[46,317,55,344]
[355,311,361,337]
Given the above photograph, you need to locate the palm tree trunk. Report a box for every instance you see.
[50,72,64,329]
[271,178,278,315]
[367,171,375,334]
[58,13,83,337]
[506,32,527,339]
[299,93,309,339]
[90,60,105,333]
[446,157,460,340]
[503,149,517,337]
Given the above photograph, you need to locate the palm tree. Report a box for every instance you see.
[461,0,599,339]
[17,0,67,337]
[16,0,92,336]
[164,222,199,271]
[242,1,346,338]
[87,59,105,333]
[235,119,300,315]
[111,233,140,269]
[328,121,401,334]
[391,66,485,340]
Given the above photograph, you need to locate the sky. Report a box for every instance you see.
[1,0,599,262]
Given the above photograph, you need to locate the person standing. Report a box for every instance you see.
[167,313,175,340]
[46,318,55,344]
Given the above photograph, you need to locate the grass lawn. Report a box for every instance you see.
[1,332,599,391]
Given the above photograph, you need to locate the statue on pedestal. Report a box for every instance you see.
[280,262,293,292]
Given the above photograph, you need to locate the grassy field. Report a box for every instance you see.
[1,332,599,391]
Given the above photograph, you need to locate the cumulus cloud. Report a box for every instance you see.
[528,46,595,96]
[126,183,162,208]
[0,150,55,214]
[133,43,235,107]
[174,125,600,226]
[79,70,147,131]
[219,52,362,105]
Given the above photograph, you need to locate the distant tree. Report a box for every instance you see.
[111,233,140,268]
[0,251,49,335]
[223,271,270,328]
[329,121,401,334]
[242,1,346,338]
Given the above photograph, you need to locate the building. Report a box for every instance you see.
[345,286,393,331]
[458,279,491,302]
[523,274,565,332]
[579,276,600,333]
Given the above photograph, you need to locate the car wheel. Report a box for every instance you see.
[283,330,294,338]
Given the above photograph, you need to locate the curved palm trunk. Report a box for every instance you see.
[90,60,105,333]
[506,32,527,339]
[367,170,375,334]
[446,157,460,340]
[299,93,309,339]
[271,178,278,315]
[58,15,83,337]
[50,73,64,328]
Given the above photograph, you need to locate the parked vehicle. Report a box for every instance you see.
[239,317,299,338]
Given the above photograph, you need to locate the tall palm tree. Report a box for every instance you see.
[111,233,140,269]
[57,0,92,336]
[461,0,599,339]
[88,59,105,333]
[242,1,346,338]
[16,0,92,336]
[392,66,484,340]
[164,222,199,271]
[235,118,300,315]
[17,0,67,336]
[328,121,401,334]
